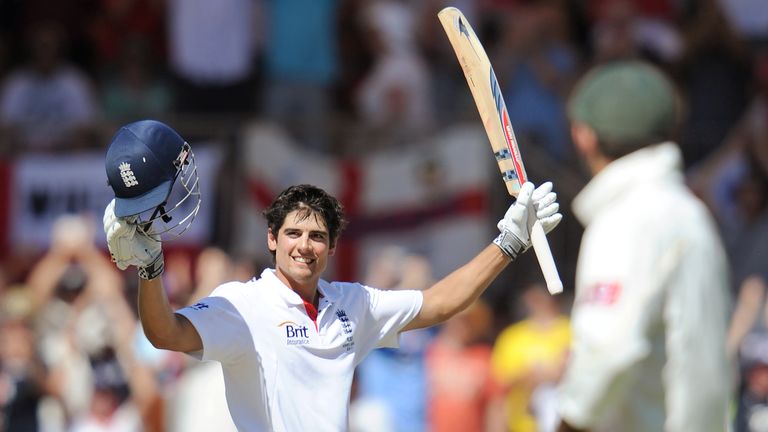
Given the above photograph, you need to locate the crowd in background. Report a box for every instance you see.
[0,0,767,430]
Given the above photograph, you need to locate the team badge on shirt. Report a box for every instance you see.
[336,309,355,352]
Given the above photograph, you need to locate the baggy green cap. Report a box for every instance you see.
[568,61,677,145]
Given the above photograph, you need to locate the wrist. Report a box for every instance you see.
[493,231,525,260]
[138,252,164,280]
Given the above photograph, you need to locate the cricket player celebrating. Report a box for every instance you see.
[101,120,562,431]
[556,61,732,432]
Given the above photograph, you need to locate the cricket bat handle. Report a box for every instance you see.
[531,220,563,294]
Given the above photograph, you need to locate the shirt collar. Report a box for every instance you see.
[572,142,684,227]
[260,268,341,306]
[317,278,342,303]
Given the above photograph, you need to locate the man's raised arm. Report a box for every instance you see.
[104,199,202,353]
[403,182,561,331]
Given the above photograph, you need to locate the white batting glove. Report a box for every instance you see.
[103,199,165,280]
[527,181,562,234]
[493,182,562,260]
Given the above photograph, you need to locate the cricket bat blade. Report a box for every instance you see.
[438,6,563,294]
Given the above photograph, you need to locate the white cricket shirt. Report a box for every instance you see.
[177,268,423,432]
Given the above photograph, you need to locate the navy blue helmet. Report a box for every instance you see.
[105,120,200,237]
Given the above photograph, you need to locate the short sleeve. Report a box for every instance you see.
[176,285,251,365]
[362,286,423,349]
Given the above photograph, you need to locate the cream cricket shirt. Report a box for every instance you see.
[558,143,731,432]
[177,269,423,432]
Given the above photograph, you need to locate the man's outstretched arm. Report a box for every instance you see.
[403,182,561,331]
[403,244,511,331]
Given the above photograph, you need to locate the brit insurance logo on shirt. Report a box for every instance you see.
[277,321,310,346]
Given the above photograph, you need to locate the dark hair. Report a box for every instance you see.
[263,184,347,258]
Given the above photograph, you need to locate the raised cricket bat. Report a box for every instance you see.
[438,7,563,294]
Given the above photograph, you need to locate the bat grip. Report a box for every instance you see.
[531,221,563,294]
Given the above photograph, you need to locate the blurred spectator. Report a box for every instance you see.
[416,0,480,126]
[261,0,340,152]
[68,347,143,432]
[88,0,166,73]
[675,0,751,169]
[100,36,171,123]
[491,283,570,432]
[0,287,50,432]
[589,0,683,65]
[494,1,579,162]
[25,214,159,431]
[724,152,768,289]
[167,0,259,113]
[729,276,768,432]
[16,0,100,70]
[589,0,638,62]
[354,0,434,145]
[687,49,768,288]
[353,247,436,432]
[425,298,502,432]
[729,276,768,359]
[737,338,768,432]
[708,107,768,431]
[335,0,375,119]
[0,21,99,153]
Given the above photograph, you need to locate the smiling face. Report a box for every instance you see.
[268,208,335,293]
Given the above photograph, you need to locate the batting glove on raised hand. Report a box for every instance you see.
[493,182,562,260]
[103,199,165,280]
